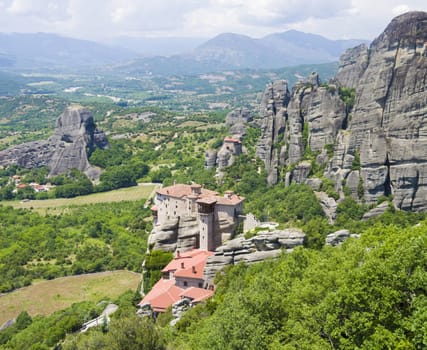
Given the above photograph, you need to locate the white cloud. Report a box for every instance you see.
[6,0,70,21]
[0,0,425,40]
[392,4,411,15]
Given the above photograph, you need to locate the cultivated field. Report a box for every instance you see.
[0,270,141,326]
[4,183,157,214]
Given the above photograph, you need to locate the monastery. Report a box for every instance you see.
[151,183,244,251]
[141,183,244,313]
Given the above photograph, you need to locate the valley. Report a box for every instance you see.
[0,9,426,350]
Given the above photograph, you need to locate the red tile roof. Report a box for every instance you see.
[161,249,213,274]
[139,279,183,313]
[140,249,215,312]
[215,194,244,206]
[180,287,214,303]
[224,137,241,144]
[156,184,218,199]
[196,197,217,205]
[150,205,158,211]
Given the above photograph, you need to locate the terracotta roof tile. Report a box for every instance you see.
[215,194,244,205]
[224,137,242,143]
[156,184,217,199]
[180,287,214,303]
[139,278,183,312]
[161,249,213,274]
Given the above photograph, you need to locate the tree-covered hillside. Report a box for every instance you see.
[0,202,151,293]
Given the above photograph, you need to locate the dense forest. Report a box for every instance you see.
[4,214,421,350]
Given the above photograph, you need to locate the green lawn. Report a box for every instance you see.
[4,183,157,214]
[0,270,141,326]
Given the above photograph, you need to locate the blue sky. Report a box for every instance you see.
[0,0,426,40]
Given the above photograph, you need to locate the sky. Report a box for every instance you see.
[0,0,426,41]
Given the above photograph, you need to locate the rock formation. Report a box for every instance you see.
[148,212,239,253]
[205,108,250,170]
[255,11,427,212]
[335,44,369,89]
[203,229,305,285]
[255,80,290,185]
[255,73,347,186]
[326,11,427,210]
[0,106,109,179]
[148,216,200,252]
[225,108,253,137]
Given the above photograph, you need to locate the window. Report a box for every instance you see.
[183,281,188,287]
[198,282,203,288]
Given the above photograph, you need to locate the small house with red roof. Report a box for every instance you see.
[139,249,214,314]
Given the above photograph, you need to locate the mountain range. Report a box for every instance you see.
[0,30,368,74]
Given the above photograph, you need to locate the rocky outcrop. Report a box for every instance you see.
[204,150,218,169]
[326,11,427,211]
[148,213,239,253]
[0,106,109,179]
[225,108,253,137]
[325,229,350,246]
[315,192,338,224]
[336,44,369,89]
[255,80,290,185]
[170,298,191,326]
[325,229,360,246]
[255,73,346,185]
[205,108,250,170]
[216,138,242,169]
[253,12,427,212]
[148,216,200,252]
[203,229,305,284]
[361,201,390,220]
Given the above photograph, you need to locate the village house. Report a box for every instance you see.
[139,249,214,313]
[151,183,244,252]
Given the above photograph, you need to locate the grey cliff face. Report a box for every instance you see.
[255,80,290,185]
[336,44,369,89]
[0,106,109,178]
[255,73,346,185]
[328,11,427,210]
[254,11,427,212]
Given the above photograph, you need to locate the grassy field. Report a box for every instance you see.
[0,270,141,325]
[4,183,157,214]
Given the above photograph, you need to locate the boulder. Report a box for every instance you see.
[325,229,350,246]
[362,201,390,220]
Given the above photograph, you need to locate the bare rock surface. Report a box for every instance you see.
[253,12,427,212]
[203,229,305,284]
[0,106,109,179]
[326,11,427,210]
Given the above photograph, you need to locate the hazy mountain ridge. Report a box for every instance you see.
[0,32,137,70]
[0,30,367,74]
[194,30,368,68]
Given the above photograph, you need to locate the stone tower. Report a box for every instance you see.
[197,198,216,251]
